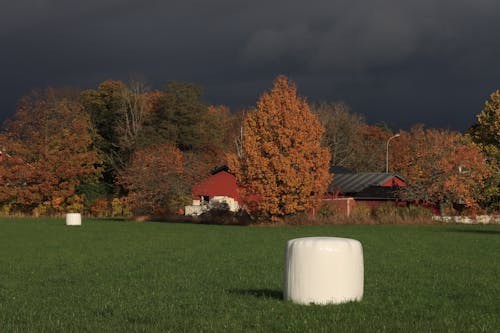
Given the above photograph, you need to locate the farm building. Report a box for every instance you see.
[184,166,241,216]
[185,165,408,216]
[324,171,407,211]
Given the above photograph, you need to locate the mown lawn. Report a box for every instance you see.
[0,218,498,332]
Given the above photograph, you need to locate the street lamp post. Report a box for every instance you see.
[385,133,400,173]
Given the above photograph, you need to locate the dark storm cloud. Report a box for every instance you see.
[1,0,499,130]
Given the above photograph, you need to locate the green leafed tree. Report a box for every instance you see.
[467,89,500,211]
[81,79,152,180]
[144,81,211,151]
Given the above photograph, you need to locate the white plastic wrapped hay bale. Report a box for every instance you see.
[284,237,363,305]
[66,213,82,226]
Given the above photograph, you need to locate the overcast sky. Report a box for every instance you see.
[1,0,499,131]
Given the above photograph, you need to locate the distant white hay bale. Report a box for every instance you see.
[66,213,82,226]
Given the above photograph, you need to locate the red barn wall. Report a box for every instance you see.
[381,177,406,187]
[355,200,407,210]
[320,197,355,216]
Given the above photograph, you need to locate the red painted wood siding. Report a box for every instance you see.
[381,177,406,187]
[320,198,355,216]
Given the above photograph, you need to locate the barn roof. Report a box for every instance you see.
[210,165,230,175]
[329,173,405,194]
[192,168,241,202]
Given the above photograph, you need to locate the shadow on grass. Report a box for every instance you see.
[444,228,500,235]
[229,288,283,300]
[90,217,127,222]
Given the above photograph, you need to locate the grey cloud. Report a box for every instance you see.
[311,7,418,71]
[241,24,315,66]
[0,0,499,130]
[239,0,500,73]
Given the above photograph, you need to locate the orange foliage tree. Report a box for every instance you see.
[228,76,331,220]
[118,142,188,216]
[0,154,24,213]
[357,124,391,172]
[390,125,492,211]
[0,89,101,215]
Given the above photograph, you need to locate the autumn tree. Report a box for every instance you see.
[205,105,238,154]
[0,89,101,215]
[81,79,238,213]
[312,102,394,172]
[141,84,237,190]
[312,102,366,170]
[118,142,189,216]
[228,76,331,220]
[391,125,492,211]
[467,89,499,210]
[181,105,239,181]
[357,124,392,172]
[0,153,24,213]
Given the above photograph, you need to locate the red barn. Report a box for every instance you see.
[185,166,241,216]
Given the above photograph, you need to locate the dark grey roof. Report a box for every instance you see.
[210,165,230,175]
[328,173,403,194]
[329,166,353,174]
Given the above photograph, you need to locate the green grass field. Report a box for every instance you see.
[0,218,498,332]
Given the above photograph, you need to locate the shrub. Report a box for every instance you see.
[32,203,53,217]
[405,205,433,218]
[199,207,252,226]
[440,202,458,216]
[373,203,434,224]
[112,197,132,218]
[66,195,85,214]
[349,203,373,224]
[284,213,316,226]
[90,198,112,217]
[374,204,400,218]
[317,204,343,219]
[76,182,110,214]
[0,204,11,217]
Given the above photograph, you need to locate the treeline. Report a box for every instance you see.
[0,76,498,218]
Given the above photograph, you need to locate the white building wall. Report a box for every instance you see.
[184,196,240,216]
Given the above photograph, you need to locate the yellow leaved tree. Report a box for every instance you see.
[228,75,331,221]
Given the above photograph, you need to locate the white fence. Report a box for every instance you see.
[432,215,500,224]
